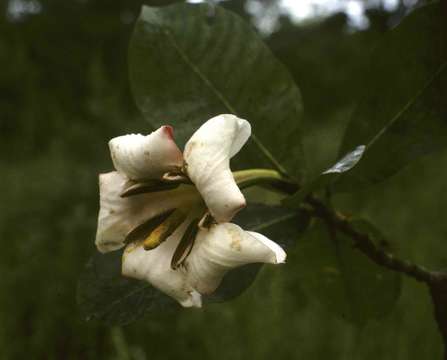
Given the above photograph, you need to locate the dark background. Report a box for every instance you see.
[1,0,445,358]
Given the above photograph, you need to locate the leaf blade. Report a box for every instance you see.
[129,3,305,178]
[283,145,365,207]
[77,250,177,325]
[335,4,447,190]
[292,218,402,325]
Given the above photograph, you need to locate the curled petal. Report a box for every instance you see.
[184,114,251,222]
[95,171,198,253]
[122,218,202,308]
[185,223,286,295]
[109,126,183,180]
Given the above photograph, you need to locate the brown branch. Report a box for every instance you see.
[305,195,439,284]
[273,176,439,284]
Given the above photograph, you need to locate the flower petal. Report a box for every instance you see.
[122,218,202,308]
[185,223,286,295]
[184,114,251,222]
[109,126,183,180]
[95,171,198,253]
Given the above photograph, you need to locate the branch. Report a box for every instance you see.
[305,195,436,284]
[260,170,440,284]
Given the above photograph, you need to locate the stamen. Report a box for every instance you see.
[124,209,176,245]
[198,211,215,229]
[171,218,200,270]
[120,180,180,197]
[143,209,187,250]
[162,172,192,184]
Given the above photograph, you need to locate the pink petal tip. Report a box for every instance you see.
[162,125,175,140]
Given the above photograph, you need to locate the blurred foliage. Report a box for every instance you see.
[0,0,445,359]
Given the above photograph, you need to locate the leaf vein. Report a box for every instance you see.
[368,60,447,148]
[99,283,151,318]
[162,28,288,175]
[249,213,297,232]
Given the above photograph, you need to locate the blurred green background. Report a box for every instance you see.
[1,0,445,358]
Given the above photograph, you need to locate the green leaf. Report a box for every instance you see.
[283,145,365,207]
[77,250,177,325]
[336,3,447,190]
[204,263,263,303]
[234,203,310,248]
[292,218,401,326]
[129,3,305,178]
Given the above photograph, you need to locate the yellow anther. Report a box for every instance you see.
[143,209,187,250]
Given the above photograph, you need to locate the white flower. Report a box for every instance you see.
[95,114,286,308]
[122,222,285,308]
[184,115,251,222]
[109,126,184,181]
[183,223,286,295]
[95,171,198,253]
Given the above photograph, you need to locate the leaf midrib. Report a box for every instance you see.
[97,282,151,319]
[249,213,297,232]
[367,60,447,148]
[162,28,289,175]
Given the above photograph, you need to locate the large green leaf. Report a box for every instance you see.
[283,145,365,207]
[129,3,304,178]
[291,218,401,326]
[233,203,310,248]
[336,4,447,190]
[77,250,178,326]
